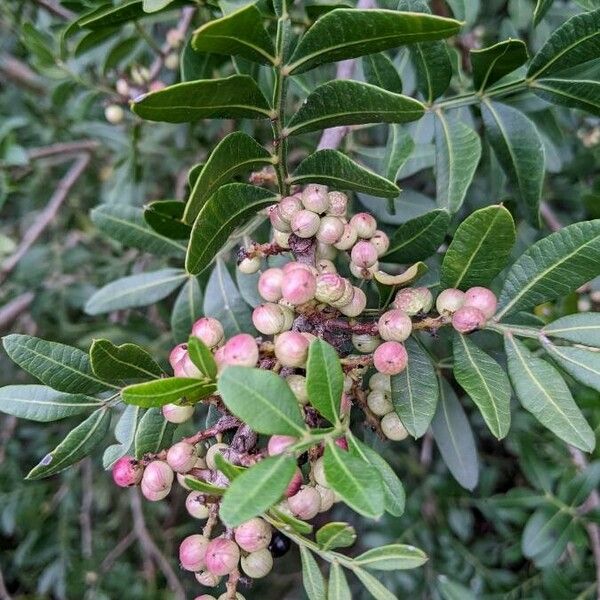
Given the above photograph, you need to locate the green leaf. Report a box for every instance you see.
[505,335,595,452]
[382,124,414,181]
[85,269,188,315]
[219,454,297,526]
[131,75,271,123]
[290,150,399,198]
[542,341,600,392]
[143,0,174,13]
[90,339,162,383]
[522,506,573,563]
[530,78,600,117]
[183,132,272,225]
[306,339,343,425]
[2,334,110,394]
[437,576,478,600]
[286,80,424,136]
[185,477,226,495]
[0,385,99,422]
[440,205,515,290]
[431,378,479,490]
[300,547,327,600]
[391,337,438,438]
[362,53,403,93]
[171,277,203,344]
[434,112,481,213]
[144,200,190,240]
[543,313,600,347]
[470,40,528,91]
[287,8,461,74]
[496,219,600,319]
[453,334,511,439]
[268,506,313,535]
[384,209,450,263]
[481,101,544,227]
[122,377,216,408]
[134,407,176,458]
[527,9,600,79]
[323,440,384,518]
[316,522,357,550]
[352,567,397,600]
[91,204,186,257]
[354,543,428,570]
[328,562,351,600]
[78,0,190,29]
[187,336,218,381]
[103,404,140,468]
[27,408,111,479]
[186,183,276,275]
[191,3,275,64]
[213,452,245,480]
[218,366,306,436]
[533,0,554,26]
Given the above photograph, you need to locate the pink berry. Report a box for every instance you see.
[329,279,355,308]
[179,534,209,572]
[166,441,197,473]
[221,334,259,367]
[112,456,143,487]
[464,286,498,319]
[338,287,367,317]
[301,184,329,213]
[315,273,346,303]
[205,537,240,576]
[392,287,433,316]
[267,435,296,456]
[234,518,272,552]
[269,205,291,233]
[350,213,377,238]
[142,460,173,493]
[436,288,466,316]
[173,353,202,378]
[162,403,194,423]
[281,268,316,305]
[194,595,217,600]
[274,331,309,367]
[351,240,378,268]
[291,210,320,238]
[316,216,344,244]
[192,317,224,348]
[378,309,412,342]
[278,195,303,222]
[194,572,221,587]
[371,230,389,256]
[373,341,408,375]
[252,303,286,335]
[334,223,358,250]
[452,306,486,333]
[169,343,187,369]
[258,268,284,302]
[285,468,304,498]
[282,261,316,275]
[141,482,170,501]
[316,258,337,274]
[185,491,210,519]
[327,191,348,217]
[287,486,321,520]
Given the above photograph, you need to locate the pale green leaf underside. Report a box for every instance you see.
[134,407,176,457]
[543,341,600,392]
[300,546,327,600]
[531,78,600,117]
[543,313,600,347]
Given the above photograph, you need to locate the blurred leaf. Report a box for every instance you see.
[437,575,478,600]
[134,408,176,458]
[352,567,397,600]
[171,277,204,343]
[103,404,140,468]
[79,0,191,29]
[382,124,414,181]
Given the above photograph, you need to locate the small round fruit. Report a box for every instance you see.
[142,460,173,493]
[221,334,259,367]
[241,548,273,579]
[281,268,317,305]
[269,532,291,557]
[368,372,391,393]
[334,223,358,250]
[112,456,143,487]
[205,443,229,470]
[464,286,498,319]
[267,435,296,456]
[301,184,329,213]
[168,343,187,369]
[258,268,284,302]
[327,191,348,216]
[252,303,286,335]
[285,468,304,498]
[352,333,382,353]
[185,492,210,519]
[452,306,486,333]
[274,331,309,367]
[164,52,179,70]
[373,341,408,375]
[291,210,320,238]
[367,390,393,416]
[378,309,412,342]
[287,486,321,520]
[278,195,303,222]
[179,534,209,572]
[312,457,328,487]
[350,213,377,238]
[162,403,194,423]
[286,374,309,404]
[436,288,466,316]
[269,205,291,232]
[351,241,378,268]
[192,317,224,348]
[195,571,221,587]
[316,484,335,512]
[315,273,346,304]
[370,230,390,256]
[381,412,409,441]
[238,256,261,274]
[316,216,344,244]
[393,287,434,315]
[105,104,124,124]
[166,441,197,473]
[205,537,240,576]
[338,287,367,317]
[235,518,272,552]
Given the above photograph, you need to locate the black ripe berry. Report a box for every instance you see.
[268,532,291,558]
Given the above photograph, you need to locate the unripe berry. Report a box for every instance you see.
[142,460,173,493]
[238,256,260,274]
[334,223,358,250]
[166,28,184,48]
[371,230,390,256]
[452,306,486,333]
[241,548,273,579]
[436,288,466,316]
[185,491,210,519]
[373,341,408,375]
[217,594,245,600]
[116,78,129,96]
[464,286,498,319]
[164,52,179,70]
[105,104,124,124]
[221,334,259,367]
[234,518,272,552]
[317,258,337,274]
[349,260,378,280]
[282,261,316,275]
[162,403,194,423]
[281,268,316,305]
[301,184,329,213]
[369,372,391,392]
[273,229,290,249]
[141,482,170,501]
[316,216,344,244]
[338,287,367,317]
[169,343,187,369]
[285,468,304,498]
[252,303,286,335]
[112,456,143,487]
[194,595,216,600]
[267,435,296,456]
[287,485,321,520]
[166,441,197,473]
[381,412,409,441]
[286,374,309,404]
[291,210,320,238]
[205,537,240,576]
[316,484,335,511]
[378,309,412,342]
[195,571,221,587]
[315,273,346,303]
[192,317,224,349]
[279,305,295,331]
[279,195,303,221]
[269,205,291,233]
[352,333,382,353]
[327,191,348,216]
[258,268,284,302]
[351,240,378,268]
[274,331,309,367]
[312,457,328,487]
[205,443,229,470]
[179,534,209,572]
[350,213,377,238]
[393,287,433,315]
[329,279,355,308]
[367,390,393,416]
[173,353,203,378]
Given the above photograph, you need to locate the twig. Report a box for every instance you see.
[129,489,186,600]
[540,202,562,232]
[80,459,94,559]
[0,416,18,465]
[27,141,99,161]
[0,154,90,284]
[420,431,433,467]
[0,293,34,331]
[100,531,136,572]
[33,0,74,19]
[0,564,12,600]
[0,53,46,95]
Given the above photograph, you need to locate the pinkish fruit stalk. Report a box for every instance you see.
[285,468,304,498]
[274,331,309,367]
[169,343,188,369]
[205,538,240,576]
[166,441,197,473]
[112,456,143,487]
[234,518,272,552]
[291,210,320,238]
[241,548,273,579]
[392,287,433,315]
[221,334,259,367]
[351,240,379,268]
[378,309,413,342]
[252,303,286,335]
[373,341,409,375]
[162,403,194,423]
[267,435,297,456]
[258,268,284,302]
[301,184,329,213]
[334,223,358,250]
[436,288,466,316]
[185,491,210,519]
[192,317,224,349]
[327,191,348,216]
[463,286,498,319]
[179,534,209,572]
[142,460,173,493]
[452,306,486,333]
[281,268,317,305]
[316,216,344,244]
[350,212,377,238]
[338,287,367,317]
[287,486,321,520]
